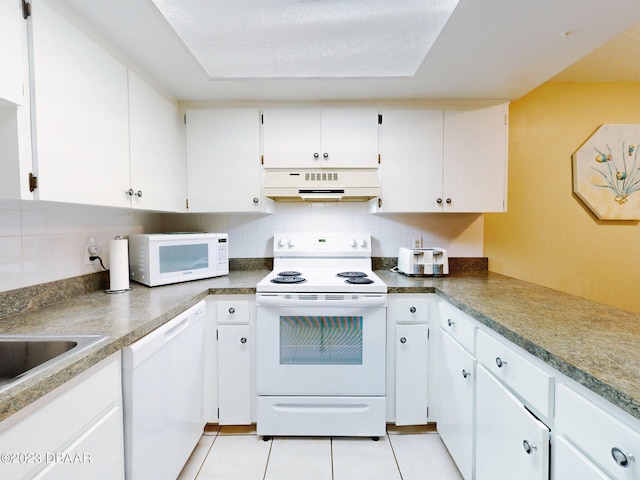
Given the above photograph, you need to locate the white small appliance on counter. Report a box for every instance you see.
[397,247,449,277]
[128,232,228,286]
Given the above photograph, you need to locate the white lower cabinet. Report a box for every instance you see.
[0,353,125,479]
[218,324,252,425]
[553,435,611,480]
[395,323,429,425]
[475,365,550,480]
[555,383,640,480]
[437,329,476,480]
[205,296,255,425]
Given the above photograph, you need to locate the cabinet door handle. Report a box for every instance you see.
[447,318,454,327]
[228,307,235,314]
[126,188,134,197]
[445,198,452,204]
[611,447,634,467]
[323,152,329,159]
[135,190,143,198]
[400,337,407,344]
[240,337,247,344]
[313,152,320,159]
[253,197,259,204]
[523,440,537,455]
[436,198,443,205]
[462,369,471,379]
[495,357,507,368]
[410,306,416,313]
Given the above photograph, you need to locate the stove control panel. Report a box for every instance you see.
[273,233,372,257]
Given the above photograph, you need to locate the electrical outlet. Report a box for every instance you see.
[84,236,98,265]
[413,238,422,249]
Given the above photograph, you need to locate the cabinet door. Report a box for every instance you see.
[30,0,130,207]
[437,330,476,480]
[0,0,27,105]
[186,109,269,212]
[443,103,508,212]
[375,109,443,212]
[218,324,251,425]
[128,71,184,212]
[261,108,321,168]
[553,436,611,480]
[320,108,379,168]
[395,324,428,426]
[476,365,550,480]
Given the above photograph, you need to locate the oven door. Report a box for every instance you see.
[256,293,386,396]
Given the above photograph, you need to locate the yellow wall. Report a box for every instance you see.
[484,82,640,313]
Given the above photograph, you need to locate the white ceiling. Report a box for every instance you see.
[53,0,640,102]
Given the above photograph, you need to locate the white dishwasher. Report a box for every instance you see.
[122,300,206,480]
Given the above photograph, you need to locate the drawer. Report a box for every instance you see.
[217,300,251,324]
[556,383,640,480]
[439,301,476,354]
[476,329,554,418]
[393,298,429,324]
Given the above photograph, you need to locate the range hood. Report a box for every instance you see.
[263,170,380,202]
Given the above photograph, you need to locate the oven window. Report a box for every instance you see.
[159,244,209,273]
[279,316,363,365]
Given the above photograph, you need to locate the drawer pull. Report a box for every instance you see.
[495,357,507,368]
[447,318,454,327]
[228,307,235,314]
[240,337,247,344]
[400,337,407,344]
[462,369,471,379]
[611,447,634,467]
[410,306,416,313]
[523,440,537,455]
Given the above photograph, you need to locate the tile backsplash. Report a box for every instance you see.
[0,200,483,293]
[161,202,484,260]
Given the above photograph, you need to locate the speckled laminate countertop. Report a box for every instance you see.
[1,270,639,424]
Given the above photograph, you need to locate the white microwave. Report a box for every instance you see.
[128,233,228,287]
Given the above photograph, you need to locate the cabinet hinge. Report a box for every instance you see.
[216,329,218,341]
[261,114,264,125]
[217,407,220,418]
[378,153,381,164]
[427,328,430,340]
[261,155,264,165]
[28,172,38,192]
[22,0,31,19]
[378,197,382,209]
[378,114,382,125]
[185,198,189,210]
[184,113,187,125]
[427,406,429,418]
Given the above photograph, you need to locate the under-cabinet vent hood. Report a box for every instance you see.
[263,170,380,202]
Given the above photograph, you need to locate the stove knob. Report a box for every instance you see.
[359,238,367,248]
[277,238,287,248]
[350,238,358,248]
[287,238,296,248]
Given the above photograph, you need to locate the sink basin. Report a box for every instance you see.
[0,335,108,393]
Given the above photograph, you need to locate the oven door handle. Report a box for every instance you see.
[256,294,387,308]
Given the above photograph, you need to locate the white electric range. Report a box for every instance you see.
[256,233,387,438]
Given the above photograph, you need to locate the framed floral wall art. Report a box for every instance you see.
[572,124,640,220]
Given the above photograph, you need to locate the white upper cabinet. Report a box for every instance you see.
[185,108,272,213]
[128,71,184,212]
[442,103,508,212]
[261,107,380,169]
[374,109,443,212]
[0,0,27,105]
[30,0,130,207]
[373,103,508,213]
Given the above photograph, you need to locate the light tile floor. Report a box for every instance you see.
[178,425,463,480]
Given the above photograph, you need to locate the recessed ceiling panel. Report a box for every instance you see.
[151,0,459,78]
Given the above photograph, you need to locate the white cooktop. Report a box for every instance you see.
[257,233,387,293]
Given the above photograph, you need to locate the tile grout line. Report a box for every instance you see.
[330,437,334,480]
[261,436,274,480]
[387,433,405,480]
[192,427,219,480]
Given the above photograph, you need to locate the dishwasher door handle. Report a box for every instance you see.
[164,314,198,342]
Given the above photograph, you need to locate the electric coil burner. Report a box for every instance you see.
[256,233,387,438]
